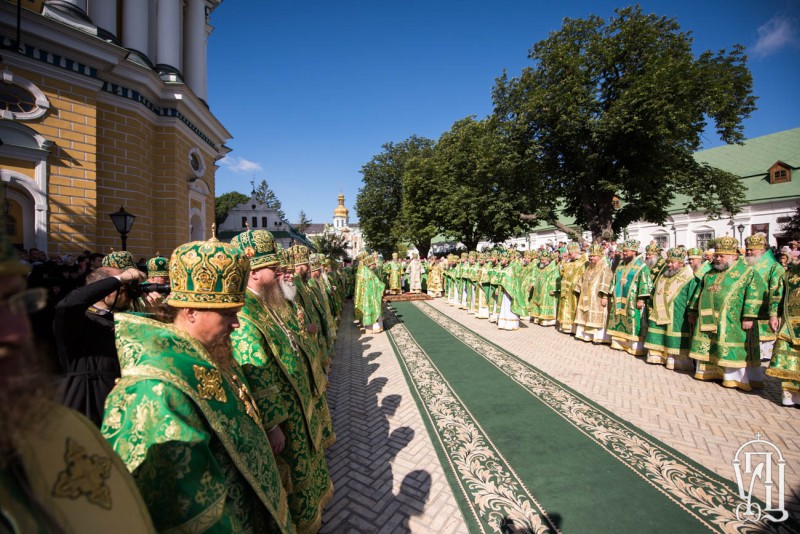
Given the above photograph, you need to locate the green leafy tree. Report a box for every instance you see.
[311,229,349,262]
[215,191,249,226]
[781,202,800,242]
[434,116,537,251]
[253,179,286,220]
[492,6,755,240]
[356,136,435,258]
[297,210,312,233]
[400,142,439,257]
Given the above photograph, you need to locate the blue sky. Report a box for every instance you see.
[207,0,800,225]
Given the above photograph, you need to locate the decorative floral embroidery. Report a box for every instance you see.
[52,438,113,510]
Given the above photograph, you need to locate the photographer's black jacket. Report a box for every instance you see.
[53,276,122,427]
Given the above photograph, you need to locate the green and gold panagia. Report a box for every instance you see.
[233,290,333,534]
[767,263,800,394]
[102,314,294,533]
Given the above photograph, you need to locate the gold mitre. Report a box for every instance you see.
[167,233,250,309]
[231,229,279,270]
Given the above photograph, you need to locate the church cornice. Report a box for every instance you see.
[0,4,231,151]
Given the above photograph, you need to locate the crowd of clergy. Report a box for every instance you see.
[2,225,353,533]
[352,233,800,408]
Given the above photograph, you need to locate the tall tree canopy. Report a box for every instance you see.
[492,6,755,240]
[253,179,286,220]
[434,116,537,251]
[355,136,435,257]
[311,230,349,262]
[399,142,438,258]
[215,191,249,226]
[296,210,312,233]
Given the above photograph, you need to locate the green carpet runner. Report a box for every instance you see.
[384,301,795,534]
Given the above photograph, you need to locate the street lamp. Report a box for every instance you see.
[109,206,136,251]
[737,224,745,247]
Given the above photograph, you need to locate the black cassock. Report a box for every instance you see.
[54,276,122,426]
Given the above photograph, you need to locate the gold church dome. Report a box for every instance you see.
[334,193,349,217]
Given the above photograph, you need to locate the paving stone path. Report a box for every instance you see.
[321,302,467,533]
[321,299,800,532]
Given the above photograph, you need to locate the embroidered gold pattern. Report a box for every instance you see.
[194,365,227,402]
[52,438,113,510]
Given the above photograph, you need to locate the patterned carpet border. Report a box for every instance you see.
[413,301,797,534]
[383,306,559,534]
[383,293,433,302]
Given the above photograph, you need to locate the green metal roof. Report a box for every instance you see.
[693,127,800,178]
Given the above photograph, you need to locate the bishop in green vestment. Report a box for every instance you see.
[101,237,294,533]
[385,253,403,294]
[766,260,800,406]
[744,234,785,361]
[688,237,766,392]
[645,243,667,283]
[231,230,333,533]
[644,248,698,371]
[530,251,561,326]
[607,240,652,356]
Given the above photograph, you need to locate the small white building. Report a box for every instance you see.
[218,192,311,249]
[302,194,365,259]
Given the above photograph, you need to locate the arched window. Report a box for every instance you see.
[0,122,51,250]
[0,70,50,121]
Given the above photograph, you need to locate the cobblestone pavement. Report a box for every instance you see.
[321,302,467,533]
[321,299,800,531]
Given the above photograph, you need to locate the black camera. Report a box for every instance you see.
[128,282,171,297]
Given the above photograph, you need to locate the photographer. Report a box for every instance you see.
[54,251,146,427]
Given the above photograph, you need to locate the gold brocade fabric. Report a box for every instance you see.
[573,262,613,329]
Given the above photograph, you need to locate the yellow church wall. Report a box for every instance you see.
[5,65,100,253]
[2,158,35,178]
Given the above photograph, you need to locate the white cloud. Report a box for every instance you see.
[751,13,800,58]
[218,156,263,173]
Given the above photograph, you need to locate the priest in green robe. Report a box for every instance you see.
[608,240,653,356]
[231,230,333,533]
[766,260,800,406]
[744,233,785,361]
[530,251,561,326]
[497,252,526,331]
[644,248,698,371]
[101,235,294,533]
[289,246,333,364]
[687,247,712,280]
[385,253,403,295]
[645,243,667,283]
[275,251,336,452]
[688,236,767,392]
[556,242,586,334]
[360,253,386,333]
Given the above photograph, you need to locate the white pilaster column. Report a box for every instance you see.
[156,0,183,72]
[184,0,207,99]
[122,0,150,56]
[88,0,117,37]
